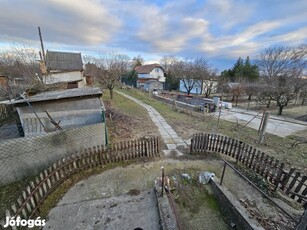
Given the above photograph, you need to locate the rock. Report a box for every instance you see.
[181,173,191,180]
[199,171,215,184]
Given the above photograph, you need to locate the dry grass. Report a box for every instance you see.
[118,88,307,173]
[102,90,158,143]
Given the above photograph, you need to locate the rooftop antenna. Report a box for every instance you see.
[38,26,46,61]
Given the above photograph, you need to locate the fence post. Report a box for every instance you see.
[161,166,165,197]
[220,161,227,186]
[190,135,193,153]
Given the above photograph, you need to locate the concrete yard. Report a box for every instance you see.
[43,159,225,230]
[44,189,160,230]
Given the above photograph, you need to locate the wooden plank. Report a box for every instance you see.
[269,158,278,183]
[256,152,265,173]
[232,140,238,158]
[207,134,211,151]
[291,175,307,200]
[248,148,256,169]
[218,135,224,153]
[260,154,269,176]
[199,133,204,153]
[298,185,307,203]
[274,162,285,191]
[228,138,234,157]
[286,172,301,195]
[195,133,200,152]
[190,134,194,153]
[280,168,296,191]
[224,137,230,155]
[238,142,245,163]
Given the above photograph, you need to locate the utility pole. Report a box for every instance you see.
[259,111,270,144]
[38,26,46,61]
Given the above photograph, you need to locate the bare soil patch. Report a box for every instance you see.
[102,91,158,142]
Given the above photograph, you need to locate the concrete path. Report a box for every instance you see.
[44,159,222,230]
[116,91,188,155]
[213,107,307,137]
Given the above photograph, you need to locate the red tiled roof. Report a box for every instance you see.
[134,63,164,74]
[136,78,157,83]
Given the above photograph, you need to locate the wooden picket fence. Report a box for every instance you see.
[190,133,307,205]
[1,136,161,229]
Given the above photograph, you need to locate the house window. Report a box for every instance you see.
[155,68,159,73]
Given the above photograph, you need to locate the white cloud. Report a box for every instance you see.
[204,0,255,29]
[0,0,121,46]
[199,21,282,58]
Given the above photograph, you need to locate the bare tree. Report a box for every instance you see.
[199,67,218,98]
[257,45,307,115]
[132,55,144,68]
[172,57,213,95]
[0,44,41,99]
[96,52,130,99]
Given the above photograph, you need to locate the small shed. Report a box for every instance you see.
[5,87,105,137]
[143,80,164,91]
[42,51,84,88]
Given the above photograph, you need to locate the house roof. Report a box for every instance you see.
[46,51,83,71]
[2,87,102,105]
[137,78,157,83]
[144,80,162,84]
[134,64,164,74]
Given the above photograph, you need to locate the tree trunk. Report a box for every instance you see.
[232,95,235,101]
[302,98,305,105]
[266,99,271,108]
[248,94,252,101]
[235,95,238,106]
[277,105,283,115]
[109,88,113,99]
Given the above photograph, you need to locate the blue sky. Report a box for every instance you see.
[0,0,306,71]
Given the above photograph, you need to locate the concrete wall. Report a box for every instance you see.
[0,123,106,185]
[17,97,103,137]
[144,82,164,91]
[43,71,83,85]
[153,94,196,111]
[210,179,264,230]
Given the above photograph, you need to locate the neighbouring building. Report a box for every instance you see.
[135,64,165,90]
[143,80,164,91]
[4,87,105,137]
[179,79,218,95]
[41,51,84,88]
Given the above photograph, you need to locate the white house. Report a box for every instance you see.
[41,51,84,88]
[135,64,165,89]
[179,79,218,95]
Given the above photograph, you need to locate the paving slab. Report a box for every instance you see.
[116,91,188,154]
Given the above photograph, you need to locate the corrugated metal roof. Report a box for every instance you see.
[135,64,164,74]
[46,51,83,71]
[3,87,102,105]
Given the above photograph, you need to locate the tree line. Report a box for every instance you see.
[0,44,306,115]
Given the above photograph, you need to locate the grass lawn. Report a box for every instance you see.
[102,90,158,143]
[117,88,307,173]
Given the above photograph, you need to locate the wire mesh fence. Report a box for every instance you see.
[0,123,106,185]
